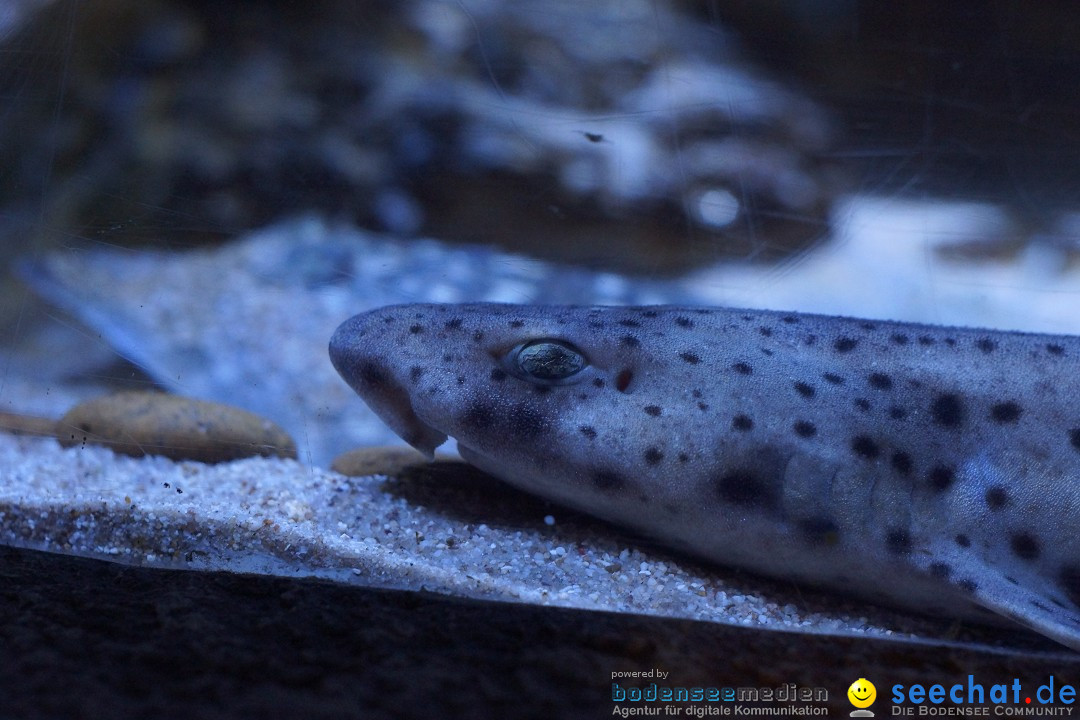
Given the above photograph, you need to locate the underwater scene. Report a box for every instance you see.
[2,2,1080,717]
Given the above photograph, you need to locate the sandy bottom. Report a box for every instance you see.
[0,432,1064,656]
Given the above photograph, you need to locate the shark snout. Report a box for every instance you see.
[329,309,448,456]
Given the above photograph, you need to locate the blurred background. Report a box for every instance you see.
[1,0,1078,463]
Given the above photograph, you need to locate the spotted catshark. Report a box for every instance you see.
[330,303,1080,651]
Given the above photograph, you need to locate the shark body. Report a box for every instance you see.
[330,303,1080,651]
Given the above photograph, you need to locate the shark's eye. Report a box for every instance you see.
[508,340,588,384]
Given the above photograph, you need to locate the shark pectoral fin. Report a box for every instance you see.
[951,567,1080,653]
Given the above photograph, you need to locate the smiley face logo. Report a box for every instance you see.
[848,678,876,709]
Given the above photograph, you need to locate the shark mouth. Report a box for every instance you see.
[355,373,447,457]
[329,318,447,457]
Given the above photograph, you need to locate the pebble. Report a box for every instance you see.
[56,391,297,463]
[330,446,455,477]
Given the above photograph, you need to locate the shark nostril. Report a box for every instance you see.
[615,368,633,392]
[357,360,389,388]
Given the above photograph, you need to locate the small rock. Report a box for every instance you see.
[56,391,297,463]
[331,446,455,477]
[0,410,57,437]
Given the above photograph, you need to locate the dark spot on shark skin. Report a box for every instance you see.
[679,352,701,364]
[619,319,641,328]
[799,517,839,546]
[1047,343,1065,356]
[889,406,907,420]
[621,335,640,348]
[409,367,424,383]
[793,420,816,438]
[1060,566,1080,608]
[641,310,658,318]
[851,435,880,459]
[1011,533,1041,560]
[644,448,663,465]
[794,382,815,399]
[929,562,951,579]
[891,333,909,345]
[697,402,709,411]
[409,324,425,335]
[444,318,463,330]
[715,471,779,512]
[854,398,871,412]
[473,331,484,343]
[456,375,465,386]
[860,322,877,331]
[891,451,913,475]
[592,471,626,492]
[886,528,912,554]
[676,317,693,328]
[732,362,753,375]
[580,426,597,440]
[918,336,934,346]
[692,390,702,398]
[823,373,844,385]
[976,338,996,353]
[955,534,971,548]
[732,415,754,431]
[509,320,524,328]
[781,315,799,324]
[834,337,858,353]
[868,373,893,390]
[677,453,689,463]
[759,326,772,337]
[490,368,507,382]
[985,486,1009,510]
[593,378,605,388]
[958,579,978,594]
[462,401,495,430]
[931,393,965,428]
[990,401,1022,423]
[508,403,551,440]
[644,405,662,417]
[928,465,955,491]
[1069,429,1080,454]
